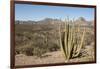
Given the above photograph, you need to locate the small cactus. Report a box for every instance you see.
[59,18,86,62]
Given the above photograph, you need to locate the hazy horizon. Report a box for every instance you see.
[15,4,95,21]
[15,17,94,22]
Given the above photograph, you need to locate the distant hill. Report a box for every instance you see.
[15,20,37,24]
[15,17,94,27]
[74,17,94,27]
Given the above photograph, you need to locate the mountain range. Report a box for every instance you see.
[15,17,94,27]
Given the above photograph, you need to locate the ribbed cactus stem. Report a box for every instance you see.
[59,22,67,59]
[64,19,69,60]
[59,18,85,62]
[74,27,86,57]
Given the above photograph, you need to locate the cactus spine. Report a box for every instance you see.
[59,18,86,62]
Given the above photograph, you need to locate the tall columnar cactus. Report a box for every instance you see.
[59,18,86,62]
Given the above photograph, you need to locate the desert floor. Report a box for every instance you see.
[15,43,95,66]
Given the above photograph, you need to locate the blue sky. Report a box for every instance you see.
[15,4,94,21]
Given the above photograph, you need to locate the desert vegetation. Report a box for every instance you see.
[59,18,86,62]
[15,17,95,65]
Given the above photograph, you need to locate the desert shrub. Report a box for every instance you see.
[15,49,20,55]
[15,31,60,57]
[47,43,60,52]
[84,31,94,46]
[23,47,34,56]
[32,47,46,57]
[15,24,60,57]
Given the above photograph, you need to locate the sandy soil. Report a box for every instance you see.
[15,43,95,66]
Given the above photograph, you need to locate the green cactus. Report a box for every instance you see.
[59,18,86,62]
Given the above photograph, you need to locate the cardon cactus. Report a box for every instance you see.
[59,18,86,62]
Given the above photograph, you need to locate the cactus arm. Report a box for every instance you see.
[71,21,78,57]
[59,22,67,59]
[59,18,86,61]
[69,20,75,58]
[68,25,74,59]
[67,24,72,60]
[74,27,86,57]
